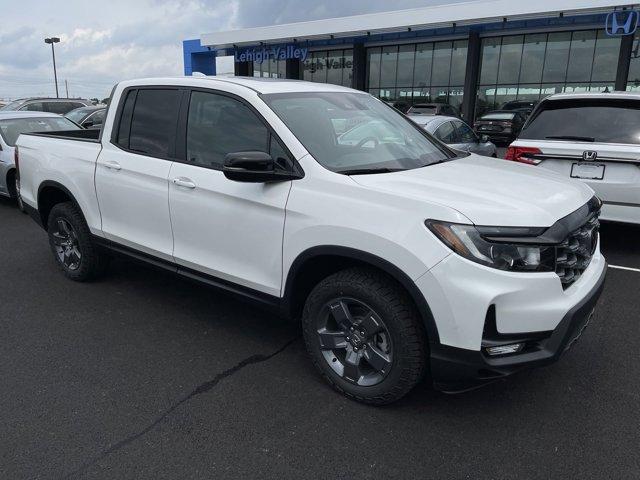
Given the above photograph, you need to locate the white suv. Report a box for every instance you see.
[16,78,606,404]
[507,92,640,225]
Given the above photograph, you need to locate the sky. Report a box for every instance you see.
[0,0,467,101]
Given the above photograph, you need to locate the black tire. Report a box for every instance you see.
[47,202,109,281]
[302,267,428,405]
[6,171,26,214]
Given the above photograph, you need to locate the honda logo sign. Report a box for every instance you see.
[606,10,639,36]
[583,151,598,161]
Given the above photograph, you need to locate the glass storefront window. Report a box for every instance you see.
[413,43,433,88]
[253,58,285,78]
[591,31,620,82]
[542,32,572,83]
[627,33,640,90]
[566,30,596,83]
[519,34,546,84]
[478,29,622,118]
[367,39,468,111]
[497,36,524,84]
[302,49,354,87]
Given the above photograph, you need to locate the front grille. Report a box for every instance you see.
[555,214,600,289]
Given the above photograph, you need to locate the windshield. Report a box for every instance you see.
[65,108,91,123]
[520,98,640,144]
[261,92,455,173]
[0,100,24,111]
[481,112,515,120]
[0,117,79,146]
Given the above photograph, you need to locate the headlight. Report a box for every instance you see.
[425,220,555,272]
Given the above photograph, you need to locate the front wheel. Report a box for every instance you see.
[47,202,109,281]
[302,267,428,405]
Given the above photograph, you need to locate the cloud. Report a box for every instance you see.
[0,0,460,100]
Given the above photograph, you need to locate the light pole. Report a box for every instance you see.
[44,37,61,98]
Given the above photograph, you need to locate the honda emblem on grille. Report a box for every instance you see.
[582,151,598,161]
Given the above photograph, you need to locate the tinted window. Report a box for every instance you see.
[454,121,477,143]
[186,91,269,169]
[0,117,79,146]
[520,99,640,144]
[434,122,457,143]
[46,102,74,114]
[116,90,137,148]
[66,108,91,123]
[22,102,46,112]
[129,89,181,158]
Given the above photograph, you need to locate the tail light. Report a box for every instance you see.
[505,146,542,165]
[14,145,19,173]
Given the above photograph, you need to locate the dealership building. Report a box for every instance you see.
[183,0,640,119]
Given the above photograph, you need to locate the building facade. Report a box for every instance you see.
[183,0,640,119]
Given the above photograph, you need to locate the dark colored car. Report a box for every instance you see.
[406,102,461,117]
[474,110,527,145]
[0,97,93,115]
[65,106,107,130]
[500,100,538,117]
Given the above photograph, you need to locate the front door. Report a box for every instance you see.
[169,90,292,296]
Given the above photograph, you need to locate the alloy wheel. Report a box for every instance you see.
[51,218,82,271]
[316,297,393,386]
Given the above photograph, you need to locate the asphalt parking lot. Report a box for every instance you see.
[1,196,639,480]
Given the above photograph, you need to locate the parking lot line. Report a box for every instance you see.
[609,265,640,273]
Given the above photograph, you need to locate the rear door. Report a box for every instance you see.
[168,89,292,296]
[95,87,182,260]
[511,97,640,222]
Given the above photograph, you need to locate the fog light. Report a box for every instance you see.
[485,343,525,356]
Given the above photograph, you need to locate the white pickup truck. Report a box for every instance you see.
[17,77,606,404]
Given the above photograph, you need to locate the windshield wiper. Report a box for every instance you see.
[545,135,595,142]
[336,167,406,175]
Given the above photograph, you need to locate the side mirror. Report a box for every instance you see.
[480,134,490,143]
[82,120,93,128]
[223,151,301,183]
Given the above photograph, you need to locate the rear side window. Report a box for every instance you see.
[520,98,640,144]
[186,91,269,169]
[116,90,137,147]
[128,89,181,158]
[46,102,73,114]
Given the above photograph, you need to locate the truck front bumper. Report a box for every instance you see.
[415,242,607,392]
[428,263,606,391]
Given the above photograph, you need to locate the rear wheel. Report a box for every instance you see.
[47,202,108,281]
[302,267,428,405]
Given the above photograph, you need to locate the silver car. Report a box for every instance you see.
[408,114,497,157]
[0,112,80,210]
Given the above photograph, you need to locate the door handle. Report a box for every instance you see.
[173,177,196,189]
[103,160,121,170]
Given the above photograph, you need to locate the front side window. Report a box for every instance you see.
[186,91,269,169]
[128,89,181,158]
[262,92,455,173]
[434,122,457,143]
[453,121,477,143]
[0,117,79,146]
[90,109,106,125]
[21,102,45,112]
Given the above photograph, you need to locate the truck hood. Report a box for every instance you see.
[351,155,594,227]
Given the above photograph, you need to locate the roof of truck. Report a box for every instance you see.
[118,76,358,95]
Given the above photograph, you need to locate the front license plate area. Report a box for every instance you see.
[571,162,605,180]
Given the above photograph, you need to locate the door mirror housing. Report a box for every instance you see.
[223,151,301,183]
[82,120,94,128]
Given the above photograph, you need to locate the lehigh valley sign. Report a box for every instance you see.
[234,46,308,64]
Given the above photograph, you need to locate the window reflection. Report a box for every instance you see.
[301,49,354,87]
[478,29,621,118]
